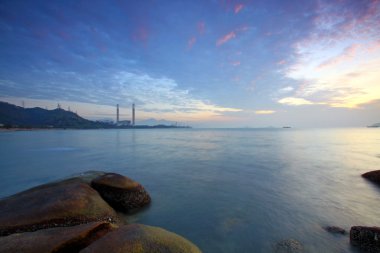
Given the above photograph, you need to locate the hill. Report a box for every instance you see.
[0,101,111,129]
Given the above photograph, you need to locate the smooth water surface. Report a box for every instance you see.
[1,128,379,252]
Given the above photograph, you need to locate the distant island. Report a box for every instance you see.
[0,101,190,130]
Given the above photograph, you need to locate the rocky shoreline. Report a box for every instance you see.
[271,170,380,253]
[0,171,201,253]
[1,170,380,252]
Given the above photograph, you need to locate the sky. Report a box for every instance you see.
[0,0,379,127]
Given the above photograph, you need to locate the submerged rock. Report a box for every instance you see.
[80,224,202,253]
[324,226,346,235]
[0,222,116,253]
[91,173,151,213]
[274,239,304,253]
[362,170,380,186]
[0,178,118,236]
[350,226,380,252]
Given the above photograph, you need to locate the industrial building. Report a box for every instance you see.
[115,103,135,127]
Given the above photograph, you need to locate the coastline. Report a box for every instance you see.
[0,125,191,132]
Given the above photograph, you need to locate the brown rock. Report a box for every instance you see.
[72,171,107,184]
[91,173,151,213]
[80,224,202,253]
[0,222,116,253]
[350,226,380,252]
[362,170,380,186]
[0,178,119,236]
[324,226,346,235]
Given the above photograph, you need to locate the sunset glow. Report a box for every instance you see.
[0,0,379,127]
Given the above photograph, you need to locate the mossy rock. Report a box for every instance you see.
[0,222,116,253]
[91,173,151,213]
[0,178,118,236]
[80,224,202,253]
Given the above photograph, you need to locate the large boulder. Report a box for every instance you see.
[0,178,119,236]
[0,222,116,253]
[362,170,380,186]
[80,224,202,253]
[350,226,380,252]
[91,173,151,213]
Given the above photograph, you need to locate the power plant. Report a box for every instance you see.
[132,103,135,126]
[116,104,119,124]
[114,103,189,129]
[115,103,135,126]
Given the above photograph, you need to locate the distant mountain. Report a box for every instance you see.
[136,118,178,126]
[367,123,380,128]
[0,101,111,129]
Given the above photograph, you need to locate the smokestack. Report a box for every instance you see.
[116,104,119,124]
[132,103,135,126]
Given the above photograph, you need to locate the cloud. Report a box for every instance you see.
[254,110,275,115]
[282,0,380,109]
[0,69,242,121]
[278,97,316,106]
[197,21,205,35]
[188,36,196,49]
[216,31,236,46]
[234,4,244,14]
[216,24,251,47]
[132,25,149,44]
[317,44,360,69]
[279,86,294,93]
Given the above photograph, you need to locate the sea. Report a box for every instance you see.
[0,128,379,253]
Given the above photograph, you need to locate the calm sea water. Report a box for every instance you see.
[1,128,379,252]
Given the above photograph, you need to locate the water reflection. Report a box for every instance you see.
[0,128,379,252]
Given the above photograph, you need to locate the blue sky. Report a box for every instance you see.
[0,0,379,127]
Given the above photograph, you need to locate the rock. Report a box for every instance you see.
[0,222,116,253]
[91,173,151,213]
[324,226,346,235]
[350,226,380,252]
[362,170,380,186]
[0,178,119,236]
[80,224,202,253]
[72,170,107,184]
[274,239,304,253]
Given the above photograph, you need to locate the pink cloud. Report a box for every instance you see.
[317,44,360,69]
[188,36,197,49]
[197,21,205,35]
[234,4,244,14]
[367,39,380,52]
[277,59,286,65]
[132,25,149,45]
[310,0,380,43]
[216,31,236,46]
[216,25,250,47]
[231,61,241,66]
